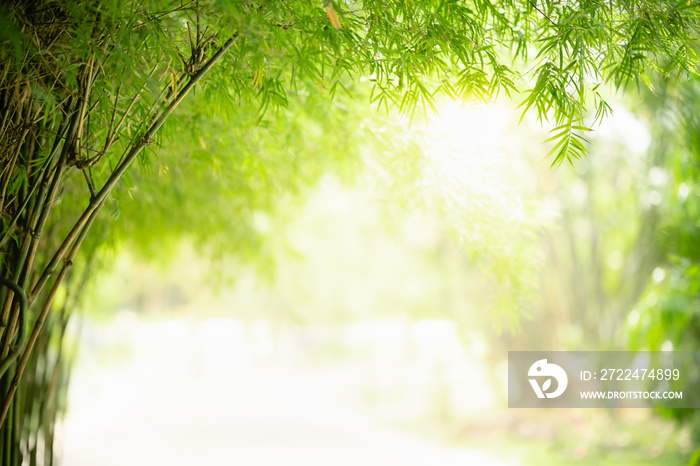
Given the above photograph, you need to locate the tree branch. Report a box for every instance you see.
[24,31,237,349]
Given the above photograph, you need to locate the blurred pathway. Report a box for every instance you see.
[61,366,514,466]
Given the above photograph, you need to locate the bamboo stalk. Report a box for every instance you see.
[29,35,238,303]
[0,279,27,380]
[0,35,238,431]
[0,121,69,251]
[0,195,102,427]
[0,122,63,362]
[0,127,29,216]
[21,105,78,294]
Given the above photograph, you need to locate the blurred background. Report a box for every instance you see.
[54,83,700,465]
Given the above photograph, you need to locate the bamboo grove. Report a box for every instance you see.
[1,0,700,463]
[0,3,237,463]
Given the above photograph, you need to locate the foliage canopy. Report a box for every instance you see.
[1,0,700,463]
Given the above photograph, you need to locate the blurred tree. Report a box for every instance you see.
[623,78,700,451]
[1,0,700,463]
[522,96,668,351]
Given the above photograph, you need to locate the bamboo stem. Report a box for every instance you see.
[0,276,28,371]
[0,36,238,429]
[22,104,80,295]
[29,35,238,303]
[0,127,29,216]
[0,120,68,250]
[0,198,100,428]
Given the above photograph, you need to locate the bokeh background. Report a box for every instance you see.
[57,85,700,465]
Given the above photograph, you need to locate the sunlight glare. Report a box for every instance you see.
[424,101,526,200]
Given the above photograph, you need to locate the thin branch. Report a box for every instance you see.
[29,34,238,305]
[527,0,556,26]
